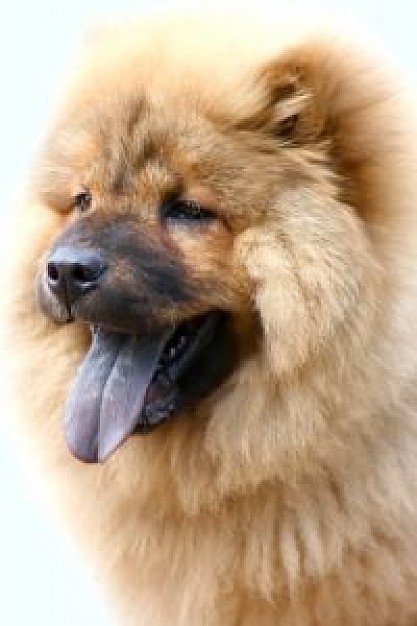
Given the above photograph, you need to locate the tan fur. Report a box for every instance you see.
[3,7,417,625]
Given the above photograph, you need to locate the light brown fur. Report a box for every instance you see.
[4,8,417,625]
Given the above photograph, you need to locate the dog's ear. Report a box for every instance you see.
[232,43,335,145]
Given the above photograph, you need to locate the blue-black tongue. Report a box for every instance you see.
[65,328,171,463]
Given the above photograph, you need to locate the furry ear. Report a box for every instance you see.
[233,46,330,144]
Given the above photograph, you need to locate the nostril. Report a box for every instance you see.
[47,262,60,283]
[71,263,98,284]
[70,256,105,286]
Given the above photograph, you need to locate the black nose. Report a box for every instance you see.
[46,247,106,307]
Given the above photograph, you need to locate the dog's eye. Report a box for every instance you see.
[73,190,92,213]
[161,200,216,225]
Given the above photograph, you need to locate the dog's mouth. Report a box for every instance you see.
[65,311,234,463]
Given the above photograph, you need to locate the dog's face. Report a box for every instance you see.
[34,18,377,466]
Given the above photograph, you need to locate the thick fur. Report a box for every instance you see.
[4,8,417,625]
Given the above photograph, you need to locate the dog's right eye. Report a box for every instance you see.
[73,190,92,214]
[161,199,216,226]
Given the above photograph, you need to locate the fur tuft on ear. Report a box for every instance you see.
[232,66,313,142]
[231,43,341,144]
[256,66,315,142]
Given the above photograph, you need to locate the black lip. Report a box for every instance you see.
[136,310,235,431]
[160,312,222,383]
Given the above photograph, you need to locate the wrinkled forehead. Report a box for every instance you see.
[41,88,236,212]
[53,92,201,184]
[33,12,314,216]
[37,59,265,214]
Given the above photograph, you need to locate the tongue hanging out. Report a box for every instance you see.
[65,329,172,463]
[64,312,230,463]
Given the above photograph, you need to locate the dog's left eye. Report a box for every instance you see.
[161,200,216,225]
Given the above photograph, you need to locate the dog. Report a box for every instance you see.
[4,7,417,625]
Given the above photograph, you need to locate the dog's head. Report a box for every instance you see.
[34,13,390,467]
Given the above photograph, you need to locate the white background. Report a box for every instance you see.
[1,1,416,624]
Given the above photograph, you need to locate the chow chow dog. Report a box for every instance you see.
[4,6,417,625]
